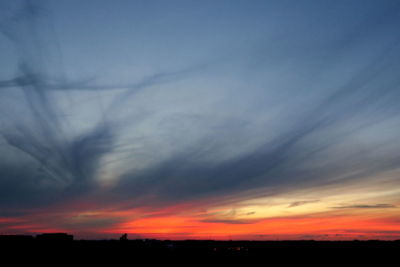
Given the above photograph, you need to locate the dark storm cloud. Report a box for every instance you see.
[1,0,400,220]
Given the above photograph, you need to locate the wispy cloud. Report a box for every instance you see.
[332,204,397,209]
[200,219,255,225]
[288,200,320,208]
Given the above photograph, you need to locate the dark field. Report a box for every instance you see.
[1,235,399,263]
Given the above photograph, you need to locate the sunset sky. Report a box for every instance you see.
[1,0,400,240]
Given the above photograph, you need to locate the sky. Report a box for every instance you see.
[0,0,400,240]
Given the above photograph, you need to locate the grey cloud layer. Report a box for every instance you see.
[1,0,400,215]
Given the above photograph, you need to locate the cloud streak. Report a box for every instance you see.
[288,200,320,208]
[332,204,397,209]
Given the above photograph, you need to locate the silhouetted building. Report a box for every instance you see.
[36,233,73,242]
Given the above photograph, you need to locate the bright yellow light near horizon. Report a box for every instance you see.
[206,177,400,222]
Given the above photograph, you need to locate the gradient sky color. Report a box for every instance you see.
[1,0,400,240]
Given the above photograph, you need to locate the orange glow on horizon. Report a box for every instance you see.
[2,183,400,240]
[2,210,400,240]
[98,213,400,240]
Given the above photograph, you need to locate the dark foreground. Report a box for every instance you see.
[1,235,399,263]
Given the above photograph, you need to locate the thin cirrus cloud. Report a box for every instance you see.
[0,0,400,239]
[332,204,397,209]
[288,200,320,208]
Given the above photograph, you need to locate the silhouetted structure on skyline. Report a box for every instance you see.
[120,233,128,241]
